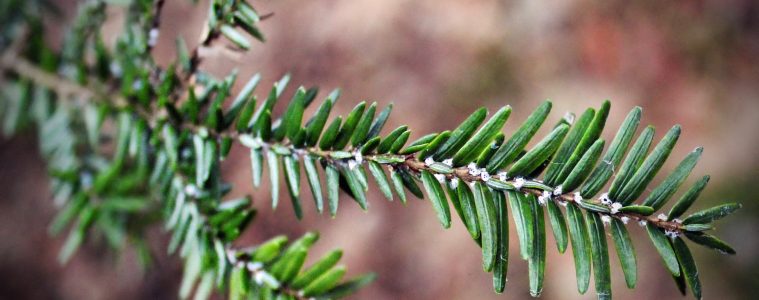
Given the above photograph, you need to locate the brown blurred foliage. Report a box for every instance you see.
[2,0,758,299]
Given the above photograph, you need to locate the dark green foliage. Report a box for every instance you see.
[609,126,655,200]
[618,125,681,204]
[555,101,611,185]
[610,219,637,288]
[546,200,568,253]
[304,155,325,213]
[587,213,612,300]
[333,101,366,149]
[509,191,534,260]
[420,170,451,228]
[452,106,511,166]
[683,232,736,255]
[434,107,487,159]
[668,176,710,219]
[643,147,703,210]
[683,203,741,225]
[647,224,681,276]
[350,102,376,147]
[486,101,552,172]
[545,108,596,186]
[508,124,569,177]
[672,238,702,299]
[493,190,509,293]
[617,205,654,215]
[581,107,641,198]
[419,130,451,160]
[474,183,498,272]
[567,204,592,294]
[0,1,739,299]
[562,138,605,192]
[457,183,481,240]
[528,194,546,297]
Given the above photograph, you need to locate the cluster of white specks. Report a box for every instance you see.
[442,158,453,166]
[664,230,679,239]
[184,184,199,197]
[253,136,264,146]
[254,271,280,288]
[538,191,551,206]
[347,159,359,170]
[109,61,123,77]
[599,193,612,205]
[353,149,363,164]
[657,214,668,222]
[620,216,630,224]
[601,215,612,225]
[497,172,508,181]
[81,172,93,189]
[148,28,160,47]
[449,177,460,189]
[563,112,576,124]
[573,192,583,202]
[610,202,622,214]
[480,171,491,182]
[246,262,263,272]
[246,261,280,288]
[434,173,446,183]
[553,185,563,196]
[424,157,435,166]
[467,163,481,176]
[132,79,144,91]
[226,249,237,263]
[638,220,648,227]
[558,200,568,207]
[513,177,525,190]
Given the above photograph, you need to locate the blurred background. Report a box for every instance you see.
[2,0,758,299]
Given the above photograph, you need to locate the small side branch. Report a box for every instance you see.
[146,0,166,52]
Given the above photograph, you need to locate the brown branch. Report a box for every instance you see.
[0,54,171,134]
[242,137,686,233]
[398,157,682,231]
[1,53,128,109]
